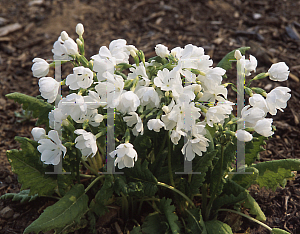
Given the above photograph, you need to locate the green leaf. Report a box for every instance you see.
[231,167,259,189]
[142,212,168,234]
[124,160,158,197]
[217,47,250,78]
[0,190,38,204]
[251,159,300,191]
[6,92,54,127]
[130,226,142,234]
[158,198,180,234]
[204,220,233,234]
[245,132,266,166]
[92,175,114,216]
[23,184,89,234]
[271,228,291,234]
[7,137,57,196]
[185,208,204,234]
[242,192,266,221]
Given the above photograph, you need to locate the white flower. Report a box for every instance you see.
[38,77,60,103]
[60,94,87,122]
[244,55,257,76]
[128,64,148,80]
[97,39,130,64]
[83,91,105,109]
[154,68,182,91]
[37,130,66,165]
[116,91,140,114]
[31,127,46,141]
[268,62,290,81]
[52,36,78,60]
[155,44,170,58]
[168,102,201,132]
[235,129,253,142]
[76,23,84,37]
[109,143,138,169]
[48,105,68,129]
[135,86,160,108]
[76,109,104,127]
[266,87,291,115]
[64,38,78,56]
[74,129,97,158]
[123,112,143,136]
[254,118,274,137]
[206,101,234,127]
[92,57,115,81]
[235,52,257,76]
[52,36,69,60]
[147,119,165,132]
[66,66,94,90]
[95,72,124,108]
[170,129,185,145]
[241,105,265,128]
[32,58,49,78]
[181,136,209,161]
[249,94,269,113]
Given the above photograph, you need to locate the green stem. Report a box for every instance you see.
[81,158,99,176]
[186,209,202,232]
[84,175,105,193]
[218,209,272,231]
[76,150,80,183]
[201,184,208,218]
[168,132,175,187]
[157,182,195,208]
[121,192,129,219]
[80,174,96,178]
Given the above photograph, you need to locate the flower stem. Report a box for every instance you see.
[157,182,195,208]
[84,175,105,193]
[167,132,175,187]
[81,158,99,176]
[218,209,272,231]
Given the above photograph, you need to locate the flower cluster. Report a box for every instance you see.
[30,23,291,168]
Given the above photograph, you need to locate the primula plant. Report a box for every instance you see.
[2,23,299,234]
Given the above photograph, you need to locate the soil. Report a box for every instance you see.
[0,0,300,233]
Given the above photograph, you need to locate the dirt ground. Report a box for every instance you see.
[0,0,300,233]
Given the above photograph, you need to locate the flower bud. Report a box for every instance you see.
[235,129,253,142]
[32,58,49,78]
[234,50,242,60]
[76,38,83,46]
[155,44,170,58]
[61,31,69,41]
[197,92,203,99]
[194,84,201,93]
[76,23,84,37]
[31,127,46,141]
[130,49,137,57]
[162,105,170,114]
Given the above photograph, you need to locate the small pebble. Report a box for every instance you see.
[13,213,20,220]
[0,206,14,219]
